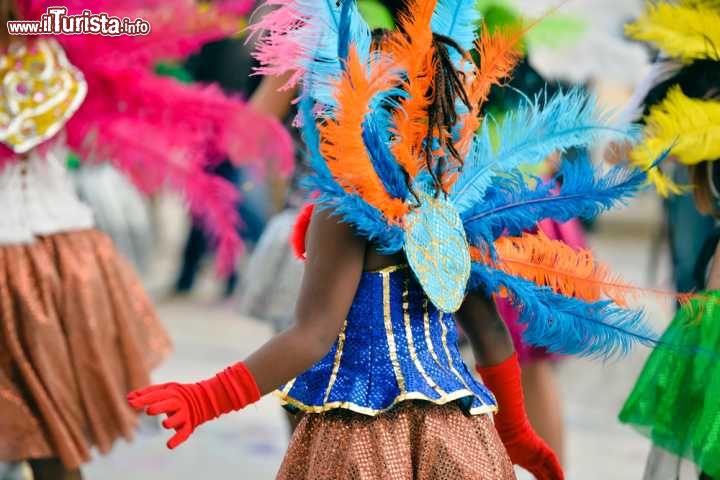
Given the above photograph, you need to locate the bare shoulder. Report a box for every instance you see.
[309,208,362,243]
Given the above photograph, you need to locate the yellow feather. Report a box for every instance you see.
[629,144,685,197]
[626,2,720,61]
[630,86,720,196]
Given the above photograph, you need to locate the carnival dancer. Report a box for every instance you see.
[130,1,671,478]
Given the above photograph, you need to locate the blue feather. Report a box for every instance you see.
[469,264,660,359]
[299,91,404,253]
[451,89,640,213]
[461,153,647,249]
[431,0,481,67]
[302,169,405,253]
[362,115,410,201]
[337,0,352,63]
[291,0,372,108]
[299,93,331,180]
[312,190,405,253]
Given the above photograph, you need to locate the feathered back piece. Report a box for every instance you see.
[253,0,675,358]
[11,0,294,274]
[626,0,720,195]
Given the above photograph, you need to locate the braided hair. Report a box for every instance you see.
[371,26,472,198]
[425,33,471,194]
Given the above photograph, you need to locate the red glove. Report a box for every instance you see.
[127,362,260,449]
[477,353,564,480]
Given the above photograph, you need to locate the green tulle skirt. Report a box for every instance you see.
[619,291,720,478]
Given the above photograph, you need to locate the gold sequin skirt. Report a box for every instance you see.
[0,229,171,469]
[277,401,516,480]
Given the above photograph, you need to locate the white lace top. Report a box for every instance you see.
[0,145,94,245]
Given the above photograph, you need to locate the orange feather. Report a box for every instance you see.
[469,232,709,309]
[381,0,438,179]
[471,28,522,108]
[491,232,630,305]
[319,47,409,223]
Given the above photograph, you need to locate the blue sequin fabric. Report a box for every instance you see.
[276,265,497,416]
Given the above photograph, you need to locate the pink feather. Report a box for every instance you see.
[21,0,242,66]
[63,67,293,273]
[68,114,244,275]
[216,0,257,16]
[247,0,307,90]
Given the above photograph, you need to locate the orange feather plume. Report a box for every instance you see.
[471,28,523,107]
[490,232,630,306]
[463,28,522,135]
[470,231,700,307]
[319,47,409,223]
[380,0,438,180]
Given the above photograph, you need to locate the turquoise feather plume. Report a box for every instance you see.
[451,88,640,213]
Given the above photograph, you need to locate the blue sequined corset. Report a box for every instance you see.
[276,265,497,416]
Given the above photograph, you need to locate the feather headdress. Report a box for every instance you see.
[249,0,372,106]
[384,0,439,178]
[254,0,670,358]
[626,0,720,195]
[630,86,720,195]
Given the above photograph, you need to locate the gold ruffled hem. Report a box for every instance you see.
[274,388,497,417]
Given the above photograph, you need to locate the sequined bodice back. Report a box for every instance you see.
[276,265,497,416]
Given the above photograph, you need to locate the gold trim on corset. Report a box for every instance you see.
[281,378,296,395]
[383,271,406,392]
[423,298,446,371]
[274,388,497,417]
[427,305,499,409]
[440,313,475,393]
[322,317,348,403]
[273,267,499,418]
[367,264,409,274]
[402,273,447,397]
[437,314,496,410]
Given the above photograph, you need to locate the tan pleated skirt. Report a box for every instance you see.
[0,229,171,469]
[277,401,516,480]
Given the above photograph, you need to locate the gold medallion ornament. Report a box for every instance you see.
[0,39,87,154]
[404,189,471,313]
